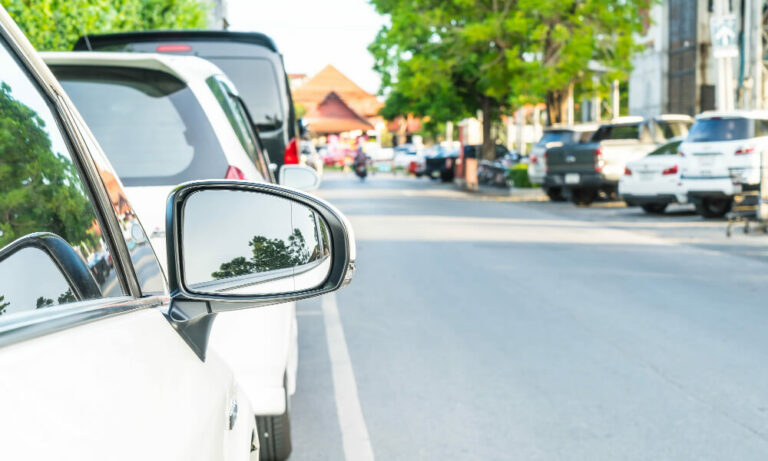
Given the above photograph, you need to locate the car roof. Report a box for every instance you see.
[545,123,600,132]
[74,30,278,53]
[696,110,768,120]
[40,51,222,83]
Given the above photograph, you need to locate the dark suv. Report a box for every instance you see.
[73,31,300,170]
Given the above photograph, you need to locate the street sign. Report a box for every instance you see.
[710,15,739,58]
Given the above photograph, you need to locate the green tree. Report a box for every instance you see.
[212,229,311,280]
[0,83,98,249]
[1,0,210,51]
[369,0,647,159]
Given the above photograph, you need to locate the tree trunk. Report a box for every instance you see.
[481,96,495,161]
[545,84,572,127]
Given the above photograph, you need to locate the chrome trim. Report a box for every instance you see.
[0,296,167,348]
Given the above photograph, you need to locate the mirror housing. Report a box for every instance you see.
[279,164,320,191]
[164,180,355,359]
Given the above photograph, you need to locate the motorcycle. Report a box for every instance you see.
[354,162,368,180]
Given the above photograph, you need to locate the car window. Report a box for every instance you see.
[656,120,690,140]
[536,130,574,146]
[754,119,768,137]
[206,76,270,181]
[206,57,284,128]
[648,140,682,156]
[0,40,126,317]
[686,117,752,142]
[578,131,595,143]
[51,65,229,186]
[592,124,640,141]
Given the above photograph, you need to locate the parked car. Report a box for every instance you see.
[43,51,301,460]
[0,7,355,460]
[73,30,301,172]
[529,124,597,200]
[619,138,684,213]
[300,140,323,177]
[545,115,692,205]
[393,143,421,169]
[679,111,768,217]
[425,145,460,182]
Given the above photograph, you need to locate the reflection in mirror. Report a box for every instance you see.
[182,190,332,295]
[0,247,73,316]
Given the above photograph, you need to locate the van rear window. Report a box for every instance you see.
[52,66,228,187]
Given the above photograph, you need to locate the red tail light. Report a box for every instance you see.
[735,145,755,155]
[662,165,678,175]
[156,44,192,53]
[531,154,538,164]
[624,167,632,176]
[284,138,299,164]
[225,165,245,180]
[594,147,604,173]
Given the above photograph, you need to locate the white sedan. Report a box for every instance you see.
[619,139,685,214]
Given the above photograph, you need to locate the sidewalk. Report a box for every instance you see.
[453,178,548,202]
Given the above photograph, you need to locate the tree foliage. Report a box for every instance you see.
[0,83,98,249]
[369,0,647,157]
[212,229,313,280]
[1,0,210,51]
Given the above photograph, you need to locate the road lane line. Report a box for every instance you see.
[322,292,375,461]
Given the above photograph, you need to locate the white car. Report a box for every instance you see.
[300,140,324,177]
[392,144,422,169]
[619,139,684,213]
[43,51,302,459]
[0,7,354,460]
[679,110,768,217]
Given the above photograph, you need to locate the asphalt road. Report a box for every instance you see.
[291,172,768,460]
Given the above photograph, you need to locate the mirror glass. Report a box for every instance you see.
[279,165,320,191]
[182,189,332,295]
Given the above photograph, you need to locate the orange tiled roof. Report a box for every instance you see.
[294,65,382,117]
[304,91,373,134]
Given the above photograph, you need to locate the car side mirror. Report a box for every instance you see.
[164,180,355,359]
[279,164,320,191]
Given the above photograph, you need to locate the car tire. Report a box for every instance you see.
[641,203,667,214]
[545,187,566,202]
[257,386,292,461]
[441,170,454,182]
[697,198,732,218]
[571,188,597,206]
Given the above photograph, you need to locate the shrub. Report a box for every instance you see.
[507,163,533,188]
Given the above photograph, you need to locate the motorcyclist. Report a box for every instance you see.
[353,148,368,180]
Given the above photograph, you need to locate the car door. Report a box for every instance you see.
[0,13,255,461]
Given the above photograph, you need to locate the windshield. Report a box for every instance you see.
[686,118,752,142]
[648,140,682,156]
[207,57,284,128]
[52,66,227,187]
[656,120,690,139]
[536,130,573,146]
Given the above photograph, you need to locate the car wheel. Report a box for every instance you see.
[441,170,454,182]
[571,189,597,206]
[545,187,566,202]
[641,203,667,214]
[697,198,732,218]
[257,384,292,461]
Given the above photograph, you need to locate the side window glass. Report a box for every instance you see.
[0,39,125,317]
[206,76,269,180]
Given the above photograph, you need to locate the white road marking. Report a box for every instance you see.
[322,292,375,461]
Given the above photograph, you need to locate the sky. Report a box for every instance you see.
[225,0,387,95]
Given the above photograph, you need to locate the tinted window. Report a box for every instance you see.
[52,66,228,186]
[0,41,125,317]
[648,140,683,156]
[686,118,752,142]
[536,131,574,146]
[591,124,640,141]
[656,120,690,140]
[207,58,283,128]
